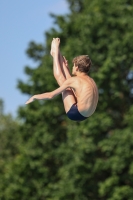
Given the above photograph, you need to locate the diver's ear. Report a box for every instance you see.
[75,66,79,71]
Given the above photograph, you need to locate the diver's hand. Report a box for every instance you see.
[25,96,35,104]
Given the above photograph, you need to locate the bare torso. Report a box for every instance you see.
[72,75,99,117]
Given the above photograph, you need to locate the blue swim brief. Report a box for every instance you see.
[66,103,88,122]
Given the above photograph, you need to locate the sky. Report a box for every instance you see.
[0,0,69,117]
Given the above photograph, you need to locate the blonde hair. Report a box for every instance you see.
[72,55,92,73]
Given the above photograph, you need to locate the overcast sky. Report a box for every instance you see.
[0,0,69,117]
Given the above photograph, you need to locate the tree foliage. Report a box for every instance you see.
[0,99,20,199]
[1,0,133,199]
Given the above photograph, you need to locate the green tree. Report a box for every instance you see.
[0,99,20,199]
[0,99,20,160]
[1,0,133,199]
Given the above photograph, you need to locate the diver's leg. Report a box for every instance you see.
[51,38,77,112]
[50,38,66,85]
[51,38,71,79]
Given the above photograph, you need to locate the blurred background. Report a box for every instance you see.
[0,0,68,116]
[0,0,133,199]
